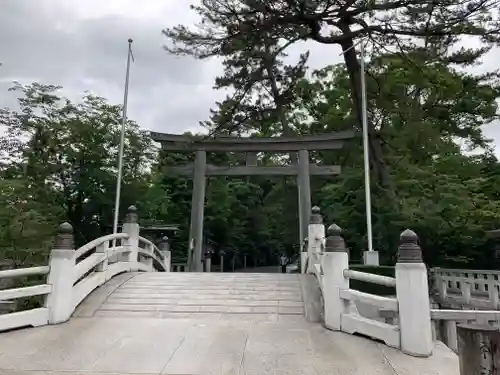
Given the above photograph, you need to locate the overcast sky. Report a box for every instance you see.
[1,0,499,150]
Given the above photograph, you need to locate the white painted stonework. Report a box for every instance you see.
[122,220,139,269]
[363,250,380,265]
[45,249,76,324]
[0,272,459,375]
[396,263,433,356]
[323,251,349,331]
[307,222,324,260]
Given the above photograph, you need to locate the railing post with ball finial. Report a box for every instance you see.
[122,205,140,271]
[159,236,171,272]
[46,222,76,324]
[307,206,325,272]
[396,229,433,357]
[322,223,349,331]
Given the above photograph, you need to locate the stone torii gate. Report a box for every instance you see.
[151,131,354,272]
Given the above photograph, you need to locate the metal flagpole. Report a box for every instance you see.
[113,38,134,236]
[339,39,374,261]
[359,41,374,254]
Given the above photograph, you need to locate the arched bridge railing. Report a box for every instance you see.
[0,205,171,332]
[303,206,433,357]
[303,206,500,363]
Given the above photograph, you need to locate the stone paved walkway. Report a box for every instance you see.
[0,273,460,374]
[90,273,305,319]
[0,315,458,374]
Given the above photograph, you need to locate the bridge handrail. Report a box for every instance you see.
[432,267,500,275]
[74,232,129,259]
[0,266,50,279]
[138,235,155,249]
[0,265,53,332]
[138,248,165,270]
[343,269,396,287]
[431,267,500,309]
[430,309,500,352]
[0,284,52,301]
[0,205,173,333]
[431,309,500,321]
[138,236,167,272]
[107,246,128,257]
[73,252,107,282]
[306,250,323,289]
[138,236,165,261]
[304,209,433,357]
[339,289,398,312]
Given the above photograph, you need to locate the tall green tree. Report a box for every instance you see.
[0,82,155,246]
[164,0,500,198]
[202,26,309,137]
[297,55,500,263]
[298,54,500,166]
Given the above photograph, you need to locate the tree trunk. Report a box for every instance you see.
[339,36,396,203]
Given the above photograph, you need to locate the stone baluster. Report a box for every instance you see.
[46,222,76,324]
[159,236,171,272]
[301,237,308,274]
[204,248,214,273]
[323,223,349,331]
[307,206,325,273]
[434,268,448,302]
[122,205,140,271]
[143,243,154,271]
[460,279,472,305]
[95,238,109,278]
[396,229,433,356]
[487,274,500,309]
[220,250,225,273]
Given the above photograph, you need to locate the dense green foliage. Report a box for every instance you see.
[1,0,500,272]
[349,265,395,296]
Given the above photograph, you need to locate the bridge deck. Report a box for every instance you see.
[88,272,305,320]
[0,273,459,375]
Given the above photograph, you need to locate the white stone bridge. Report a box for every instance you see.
[0,205,494,375]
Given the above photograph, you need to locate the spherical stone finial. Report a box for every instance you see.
[327,223,342,237]
[128,38,133,43]
[309,206,323,224]
[54,222,74,250]
[400,229,418,243]
[159,236,170,251]
[58,222,73,234]
[397,228,422,263]
[125,205,138,224]
[325,222,346,252]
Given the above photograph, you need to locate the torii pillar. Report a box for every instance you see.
[188,150,206,272]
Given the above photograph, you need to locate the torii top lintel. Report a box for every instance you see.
[150,131,355,152]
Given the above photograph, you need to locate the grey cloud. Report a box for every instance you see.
[0,0,499,151]
[0,0,217,134]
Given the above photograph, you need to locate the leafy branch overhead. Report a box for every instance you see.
[164,0,500,198]
[164,0,500,58]
[0,0,499,275]
[160,0,500,266]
